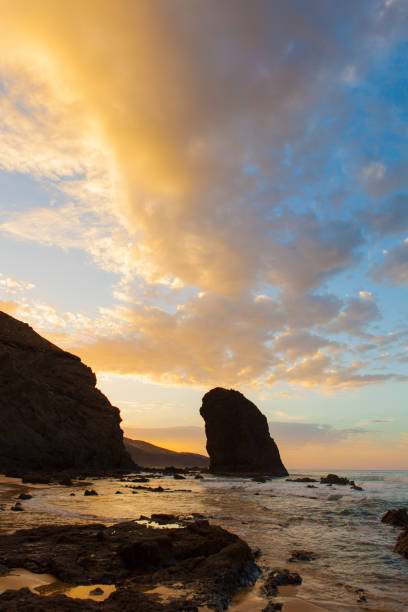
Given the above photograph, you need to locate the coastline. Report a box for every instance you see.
[0,470,407,610]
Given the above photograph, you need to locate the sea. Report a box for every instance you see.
[1,469,408,611]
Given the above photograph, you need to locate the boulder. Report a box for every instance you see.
[320,474,350,485]
[263,568,302,596]
[0,311,133,473]
[286,477,317,483]
[120,534,174,570]
[288,550,316,562]
[200,388,288,476]
[382,508,408,528]
[394,530,408,558]
[0,518,260,610]
[17,493,32,500]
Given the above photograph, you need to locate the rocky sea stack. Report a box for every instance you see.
[0,311,133,472]
[200,387,288,476]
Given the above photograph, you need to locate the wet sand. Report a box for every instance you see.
[228,580,369,611]
[229,581,331,611]
[0,475,29,503]
[0,568,115,601]
[0,476,402,611]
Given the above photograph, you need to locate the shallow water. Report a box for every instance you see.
[1,470,408,610]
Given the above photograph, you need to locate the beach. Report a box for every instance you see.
[0,470,407,610]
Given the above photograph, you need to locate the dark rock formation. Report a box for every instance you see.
[287,550,316,562]
[200,388,288,476]
[320,474,350,485]
[0,518,260,610]
[286,477,317,483]
[381,508,408,528]
[394,530,408,558]
[262,568,302,596]
[124,438,209,469]
[0,311,132,472]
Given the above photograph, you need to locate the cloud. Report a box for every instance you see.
[364,195,408,237]
[0,0,391,297]
[272,330,339,360]
[0,300,19,315]
[325,292,381,336]
[66,293,284,385]
[268,421,369,447]
[0,1,406,393]
[266,350,396,390]
[0,273,34,293]
[372,239,408,287]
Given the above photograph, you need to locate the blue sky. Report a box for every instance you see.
[0,0,407,467]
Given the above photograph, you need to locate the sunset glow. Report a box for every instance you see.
[1,1,407,468]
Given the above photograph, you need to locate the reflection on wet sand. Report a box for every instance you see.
[0,568,116,602]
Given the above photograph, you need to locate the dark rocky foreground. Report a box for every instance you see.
[0,518,260,611]
[381,508,408,559]
[0,311,133,472]
[200,388,288,476]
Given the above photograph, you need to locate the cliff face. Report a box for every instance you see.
[200,387,288,476]
[124,438,209,469]
[0,311,133,472]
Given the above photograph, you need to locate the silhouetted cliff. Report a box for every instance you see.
[200,387,288,476]
[124,438,209,468]
[0,311,133,472]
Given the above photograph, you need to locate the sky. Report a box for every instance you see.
[0,0,407,469]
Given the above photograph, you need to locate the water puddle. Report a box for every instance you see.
[0,568,55,595]
[0,568,115,601]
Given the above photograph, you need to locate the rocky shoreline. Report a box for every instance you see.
[0,515,262,611]
[1,470,408,610]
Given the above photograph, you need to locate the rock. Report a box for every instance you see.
[286,477,317,483]
[70,493,76,496]
[356,589,367,603]
[89,587,104,596]
[263,568,302,596]
[262,604,283,612]
[0,518,260,611]
[194,474,203,479]
[351,484,363,491]
[120,534,174,570]
[11,502,24,511]
[200,388,288,476]
[288,550,316,562]
[394,530,408,558]
[173,474,186,480]
[115,491,122,494]
[252,475,268,483]
[84,489,98,496]
[162,466,186,475]
[126,485,165,492]
[307,484,317,488]
[59,476,73,486]
[381,508,408,528]
[18,493,32,500]
[320,474,350,485]
[150,513,179,524]
[0,311,133,472]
